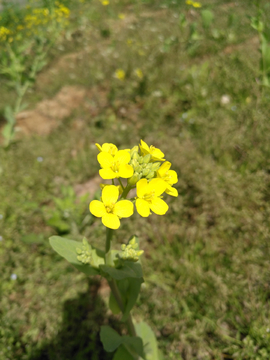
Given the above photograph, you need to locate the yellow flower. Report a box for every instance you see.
[157,161,178,197]
[135,68,143,79]
[96,143,118,156]
[118,13,125,20]
[101,0,110,5]
[90,185,133,229]
[0,26,12,41]
[139,140,165,162]
[186,0,202,7]
[135,178,168,217]
[115,69,125,81]
[127,38,132,46]
[98,150,134,179]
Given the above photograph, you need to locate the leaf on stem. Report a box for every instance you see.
[135,321,164,360]
[100,261,143,280]
[49,236,104,276]
[100,325,145,358]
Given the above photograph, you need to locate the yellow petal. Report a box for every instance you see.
[139,139,150,154]
[95,143,102,152]
[89,200,106,217]
[136,178,148,198]
[102,143,118,156]
[168,170,178,185]
[136,198,150,217]
[102,213,120,229]
[150,147,165,161]
[114,200,134,218]
[158,161,171,177]
[98,152,113,168]
[102,185,119,206]
[99,168,116,179]
[148,178,167,196]
[118,164,134,178]
[150,197,168,215]
[165,185,178,197]
[114,150,130,164]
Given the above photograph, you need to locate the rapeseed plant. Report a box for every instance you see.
[50,140,178,357]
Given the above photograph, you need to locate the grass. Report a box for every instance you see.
[1,0,270,359]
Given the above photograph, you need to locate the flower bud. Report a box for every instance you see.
[128,173,140,185]
[142,168,150,177]
[132,152,140,161]
[130,146,139,158]
[146,171,155,179]
[143,154,151,164]
[151,162,161,171]
[138,156,144,165]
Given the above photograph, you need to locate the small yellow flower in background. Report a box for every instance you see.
[115,69,125,81]
[135,178,168,217]
[118,13,125,20]
[157,161,178,197]
[135,68,143,79]
[98,150,134,179]
[90,185,133,229]
[0,26,12,41]
[101,0,110,5]
[139,140,165,162]
[186,0,202,8]
[127,39,133,46]
[96,143,118,156]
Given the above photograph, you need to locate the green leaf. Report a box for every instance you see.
[100,261,143,280]
[112,345,134,360]
[100,326,123,352]
[135,321,163,360]
[100,326,145,358]
[47,214,70,232]
[49,236,103,276]
[109,292,121,315]
[201,9,214,29]
[121,278,143,322]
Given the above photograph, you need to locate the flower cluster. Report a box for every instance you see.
[0,27,12,42]
[89,140,178,229]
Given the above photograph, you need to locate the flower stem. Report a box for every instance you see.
[106,227,113,253]
[120,184,131,199]
[118,178,125,191]
[104,227,137,339]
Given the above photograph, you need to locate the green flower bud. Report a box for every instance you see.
[146,171,155,179]
[142,168,150,177]
[119,237,144,262]
[143,154,151,164]
[138,156,144,165]
[151,162,161,171]
[77,238,92,265]
[132,152,140,161]
[128,173,140,185]
[130,146,139,158]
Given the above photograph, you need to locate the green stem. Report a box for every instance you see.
[118,178,125,191]
[108,278,137,337]
[106,227,113,253]
[120,184,132,199]
[104,227,137,339]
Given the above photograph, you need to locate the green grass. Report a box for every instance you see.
[1,0,270,359]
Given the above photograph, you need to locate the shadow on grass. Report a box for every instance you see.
[28,278,116,360]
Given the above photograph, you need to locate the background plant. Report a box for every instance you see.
[0,0,70,146]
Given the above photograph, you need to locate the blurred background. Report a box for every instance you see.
[1,0,270,359]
